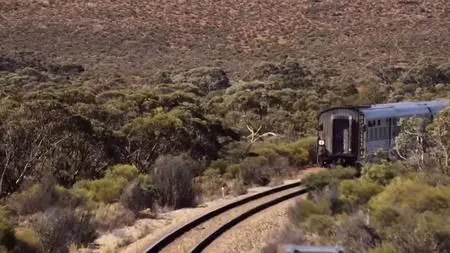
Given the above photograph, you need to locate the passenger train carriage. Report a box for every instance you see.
[317,100,449,167]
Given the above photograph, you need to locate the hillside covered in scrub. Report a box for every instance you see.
[1,0,449,79]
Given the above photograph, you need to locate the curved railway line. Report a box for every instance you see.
[144,181,310,253]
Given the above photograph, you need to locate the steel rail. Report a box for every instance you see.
[144,181,303,253]
[189,187,309,253]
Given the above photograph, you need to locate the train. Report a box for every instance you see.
[316,100,449,167]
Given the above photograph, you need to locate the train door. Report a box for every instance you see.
[332,118,349,154]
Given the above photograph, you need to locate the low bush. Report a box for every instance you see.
[224,165,240,179]
[94,203,136,232]
[370,206,401,229]
[302,171,333,190]
[120,177,155,215]
[238,156,271,186]
[368,179,450,214]
[200,168,226,197]
[329,166,358,180]
[339,179,383,210]
[366,242,399,253]
[72,164,141,204]
[303,167,358,191]
[13,227,43,253]
[288,199,329,225]
[104,164,139,181]
[73,177,128,204]
[8,180,86,216]
[280,137,316,166]
[265,152,290,176]
[362,161,398,186]
[152,155,197,208]
[207,159,229,174]
[303,214,336,237]
[230,179,247,196]
[7,183,56,215]
[413,172,450,186]
[31,207,97,253]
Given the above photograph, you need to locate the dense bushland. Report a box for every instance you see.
[0,58,449,252]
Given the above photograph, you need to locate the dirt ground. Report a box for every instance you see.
[79,167,322,253]
[203,194,308,253]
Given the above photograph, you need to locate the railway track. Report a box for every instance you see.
[144,181,309,253]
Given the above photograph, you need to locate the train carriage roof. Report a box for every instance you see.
[359,100,449,119]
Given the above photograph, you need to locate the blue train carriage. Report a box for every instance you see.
[316,100,449,167]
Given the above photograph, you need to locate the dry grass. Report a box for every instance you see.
[1,0,448,79]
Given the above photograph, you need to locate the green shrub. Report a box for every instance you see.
[53,185,85,208]
[208,159,229,174]
[251,142,280,156]
[362,161,398,185]
[369,179,450,214]
[366,242,399,253]
[303,166,357,191]
[289,199,329,225]
[203,168,221,178]
[238,156,271,186]
[280,137,316,166]
[303,214,335,237]
[73,177,129,204]
[94,203,136,232]
[302,171,332,190]
[339,179,383,208]
[105,164,139,181]
[413,172,450,186]
[8,182,84,216]
[224,165,240,179]
[329,166,358,180]
[368,179,426,212]
[412,186,450,213]
[370,207,400,229]
[14,227,43,253]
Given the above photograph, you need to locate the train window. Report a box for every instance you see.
[377,120,381,126]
